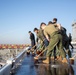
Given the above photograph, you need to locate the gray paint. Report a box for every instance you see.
[72,22,76,41]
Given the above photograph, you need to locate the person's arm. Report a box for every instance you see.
[56,23,61,30]
[45,34,50,41]
[44,30,50,41]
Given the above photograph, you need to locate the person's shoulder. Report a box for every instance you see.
[44,25,50,31]
[31,33,34,35]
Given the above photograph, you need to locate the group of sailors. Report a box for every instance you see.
[28,18,74,64]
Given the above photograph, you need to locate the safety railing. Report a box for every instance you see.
[0,47,29,75]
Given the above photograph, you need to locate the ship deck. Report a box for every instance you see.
[13,50,76,75]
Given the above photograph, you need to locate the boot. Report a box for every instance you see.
[62,58,68,63]
[58,56,62,61]
[43,57,50,64]
[56,56,62,61]
[55,56,59,60]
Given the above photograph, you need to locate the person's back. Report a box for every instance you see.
[28,31,35,47]
[30,33,35,41]
[44,24,58,37]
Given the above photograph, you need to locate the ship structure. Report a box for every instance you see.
[72,21,76,42]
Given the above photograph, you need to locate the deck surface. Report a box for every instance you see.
[13,46,76,75]
[14,49,76,75]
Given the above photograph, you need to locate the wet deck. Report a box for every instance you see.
[13,51,76,75]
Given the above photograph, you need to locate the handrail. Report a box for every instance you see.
[0,47,29,75]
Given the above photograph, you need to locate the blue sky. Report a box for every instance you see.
[0,0,76,44]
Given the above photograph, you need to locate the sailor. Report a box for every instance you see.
[34,27,49,51]
[52,18,71,58]
[40,22,67,64]
[68,33,74,50]
[28,31,35,47]
[61,27,72,58]
[48,20,61,59]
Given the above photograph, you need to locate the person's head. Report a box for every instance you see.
[40,22,46,30]
[33,28,39,34]
[48,21,53,25]
[28,31,32,34]
[53,18,57,23]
